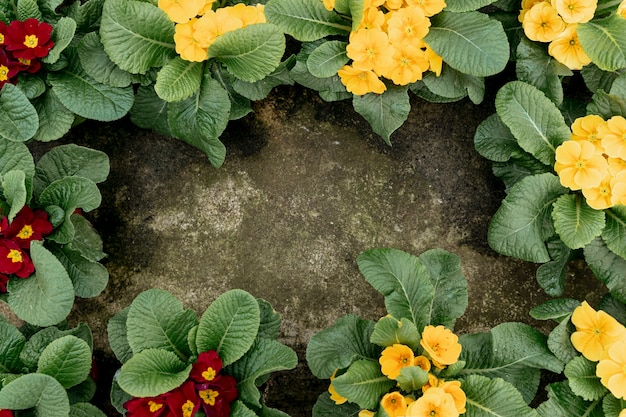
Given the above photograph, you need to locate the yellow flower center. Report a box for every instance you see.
[575,160,586,169]
[202,366,217,381]
[23,35,39,48]
[181,400,195,417]
[199,389,219,406]
[7,249,23,263]
[569,39,576,46]
[430,411,437,417]
[18,58,31,65]
[367,48,376,58]
[17,225,34,239]
[148,401,163,412]
[0,65,8,82]
[0,33,4,44]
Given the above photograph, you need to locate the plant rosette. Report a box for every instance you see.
[0,317,107,417]
[0,141,109,327]
[306,247,564,416]
[107,288,298,417]
[263,0,510,143]
[98,0,292,168]
[0,0,136,143]
[474,78,626,301]
[529,296,626,416]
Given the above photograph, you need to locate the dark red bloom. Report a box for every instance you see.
[5,206,53,249]
[0,216,8,237]
[197,375,238,417]
[0,409,14,417]
[0,239,34,278]
[166,381,200,417]
[124,394,170,417]
[189,350,223,384]
[0,49,19,89]
[4,18,54,61]
[0,274,9,293]
[14,57,41,74]
[0,21,7,47]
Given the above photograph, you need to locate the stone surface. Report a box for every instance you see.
[7,85,603,416]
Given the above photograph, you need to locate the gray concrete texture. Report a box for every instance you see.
[6,85,603,415]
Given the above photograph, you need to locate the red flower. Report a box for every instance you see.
[0,21,7,46]
[197,375,238,417]
[5,206,53,249]
[0,49,19,89]
[124,394,170,417]
[4,18,54,61]
[0,274,9,293]
[166,381,200,417]
[0,239,34,278]
[0,216,8,237]
[0,409,14,417]
[189,350,223,384]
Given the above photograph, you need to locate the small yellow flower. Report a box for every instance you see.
[548,24,591,69]
[359,411,376,417]
[423,42,443,76]
[554,140,609,190]
[522,2,566,42]
[347,28,395,75]
[599,116,626,159]
[571,115,607,154]
[387,6,431,47]
[570,301,626,361]
[383,45,429,85]
[384,0,405,11]
[381,392,410,417]
[608,158,626,176]
[582,174,613,210]
[596,340,626,399]
[328,369,347,405]
[422,373,443,393]
[228,3,264,27]
[519,0,549,22]
[414,355,432,372]
[193,8,243,48]
[338,65,387,95]
[406,387,459,417]
[610,170,626,206]
[322,0,335,11]
[358,7,386,31]
[174,19,208,62]
[420,326,462,368]
[405,0,447,16]
[552,0,597,23]
[441,381,466,414]
[379,344,415,379]
[158,0,205,23]
[618,0,626,17]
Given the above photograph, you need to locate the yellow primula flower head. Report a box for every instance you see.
[570,301,626,361]
[159,0,206,23]
[599,116,626,159]
[554,140,609,190]
[405,0,447,17]
[596,340,626,400]
[379,343,415,379]
[548,24,591,69]
[406,387,460,417]
[347,28,395,75]
[174,18,208,62]
[381,392,411,417]
[552,0,597,23]
[571,114,607,154]
[420,325,462,368]
[522,2,566,42]
[338,65,387,95]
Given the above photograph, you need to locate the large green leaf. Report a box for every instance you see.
[0,139,34,204]
[331,360,395,409]
[77,31,133,88]
[370,316,420,351]
[564,356,607,401]
[44,17,77,65]
[195,289,260,366]
[0,373,70,416]
[584,238,626,303]
[208,24,286,83]
[578,15,626,72]
[357,248,435,331]
[424,11,509,77]
[306,40,349,78]
[154,57,204,102]
[129,86,171,136]
[264,0,351,42]
[495,81,570,166]
[603,205,626,259]
[488,173,568,263]
[66,213,106,262]
[306,314,379,379]
[2,170,27,221]
[7,241,75,327]
[352,85,410,145]
[19,324,93,370]
[463,375,539,417]
[99,0,176,74]
[0,321,26,374]
[32,89,76,142]
[107,307,133,364]
[537,381,603,417]
[50,245,108,298]
[530,298,581,322]
[547,314,578,364]
[0,84,38,142]
[37,335,92,389]
[552,194,606,250]
[117,348,192,397]
[126,289,196,360]
[17,0,42,20]
[422,64,485,104]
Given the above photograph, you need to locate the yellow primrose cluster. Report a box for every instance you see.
[322,0,445,96]
[519,0,626,69]
[570,301,626,401]
[158,0,266,62]
[554,114,626,210]
[330,324,465,417]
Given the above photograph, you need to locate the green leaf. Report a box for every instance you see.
[492,153,552,190]
[547,314,579,364]
[0,138,34,200]
[495,81,570,165]
[107,307,133,364]
[598,292,626,326]
[110,372,133,415]
[564,356,608,401]
[17,0,42,20]
[65,0,105,32]
[77,31,133,88]
[305,314,379,379]
[584,238,626,303]
[67,214,106,262]
[352,85,410,145]
[0,373,70,416]
[257,298,281,341]
[19,324,93,370]
[587,89,626,119]
[370,316,420,351]
[208,24,286,83]
[0,83,39,142]
[424,11,509,77]
[196,289,260,366]
[332,360,395,409]
[231,400,257,417]
[231,55,295,102]
[530,298,581,322]
[2,170,27,221]
[129,86,171,136]
[155,57,204,102]
[44,17,77,65]
[488,173,568,263]
[264,0,351,42]
[357,248,435,331]
[396,366,429,392]
[32,89,76,142]
[50,245,108,298]
[603,206,626,259]
[69,402,107,417]
[312,392,363,417]
[47,48,134,122]
[0,321,26,374]
[306,40,349,78]
[226,338,297,408]
[7,241,74,327]
[117,348,192,397]
[537,381,604,417]
[37,335,92,389]
[603,395,626,417]
[536,238,576,297]
[99,0,176,74]
[552,194,606,250]
[66,377,97,404]
[126,289,196,360]
[410,80,466,103]
[211,63,254,119]
[578,15,626,72]
[16,74,46,100]
[422,64,485,104]
[463,375,539,417]
[445,0,497,11]
[581,64,623,93]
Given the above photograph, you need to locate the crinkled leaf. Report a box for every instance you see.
[78,31,133,88]
[552,194,605,250]
[231,55,295,102]
[66,377,97,404]
[0,83,38,142]
[306,40,349,79]
[492,153,552,190]
[17,0,41,20]
[602,205,626,259]
[584,238,626,303]
[69,402,107,417]
[537,381,604,417]
[547,314,579,364]
[32,89,76,142]
[581,64,623,93]
[312,392,362,417]
[332,360,395,409]
[598,293,626,326]
[530,298,581,322]
[0,139,34,201]
[0,373,69,416]
[603,395,626,417]
[587,89,626,119]
[488,173,567,263]
[352,85,410,145]
[564,355,607,401]
[257,298,281,341]
[65,0,104,32]
[445,0,498,11]
[536,237,576,297]
[2,170,27,221]
[16,74,45,99]
[110,371,133,415]
[107,307,132,364]
[50,245,108,298]
[422,64,485,104]
[0,321,26,374]
[129,85,172,136]
[37,335,92,389]
[19,323,93,370]
[211,63,253,119]
[67,214,106,262]
[462,374,539,417]
[44,17,77,65]
[578,15,626,72]
[154,57,203,102]
[370,316,420,351]
[396,366,429,392]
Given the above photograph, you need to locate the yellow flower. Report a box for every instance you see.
[174,19,208,62]
[381,392,411,417]
[338,65,387,95]
[620,410,626,417]
[383,45,429,85]
[441,381,466,414]
[548,24,591,69]
[359,411,376,417]
[608,158,626,176]
[346,28,395,75]
[414,355,432,372]
[328,369,347,405]
[554,140,609,190]
[571,115,607,154]
[611,170,626,206]
[618,0,626,17]
[406,387,459,417]
[193,9,243,48]
[228,3,264,27]
[423,42,442,76]
[379,344,415,379]
[365,0,386,7]
[522,2,566,42]
[159,0,206,23]
[384,0,405,10]
[323,0,335,11]
[405,0,447,16]
[358,7,386,31]
[422,373,443,392]
[198,0,215,16]
[582,173,613,210]
[552,0,597,23]
[596,340,626,399]
[387,6,430,47]
[599,116,626,159]
[570,301,626,361]
[420,326,462,368]
[519,0,549,22]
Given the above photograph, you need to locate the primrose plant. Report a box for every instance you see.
[307,248,564,416]
[0,141,109,327]
[108,288,298,417]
